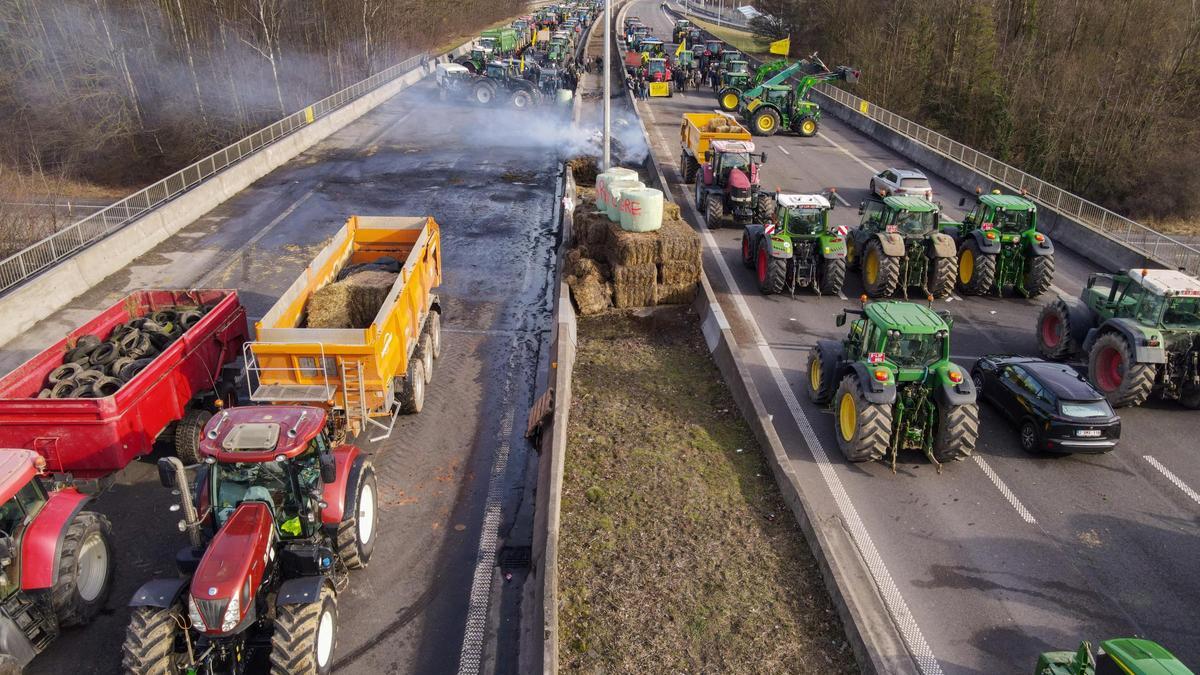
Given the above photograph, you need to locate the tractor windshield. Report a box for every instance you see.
[995,208,1033,232]
[884,331,944,367]
[212,453,320,537]
[1141,294,1200,328]
[894,211,935,236]
[720,152,750,174]
[787,207,825,235]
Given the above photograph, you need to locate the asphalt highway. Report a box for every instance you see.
[630,1,1200,671]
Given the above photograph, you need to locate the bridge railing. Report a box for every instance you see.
[815,83,1200,276]
[0,51,430,296]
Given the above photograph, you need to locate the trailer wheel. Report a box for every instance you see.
[52,511,114,627]
[398,358,426,414]
[121,604,185,675]
[681,153,699,183]
[428,311,442,359]
[417,334,434,384]
[174,409,212,465]
[932,400,979,462]
[270,585,337,675]
[335,461,377,570]
[1088,332,1155,408]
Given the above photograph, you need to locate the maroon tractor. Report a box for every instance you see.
[121,406,378,675]
[0,449,114,670]
[692,139,772,228]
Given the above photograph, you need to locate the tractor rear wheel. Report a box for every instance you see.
[52,511,114,627]
[174,408,211,465]
[751,108,780,137]
[740,231,756,269]
[928,254,957,299]
[756,242,787,294]
[1088,332,1155,408]
[717,88,741,112]
[1036,299,1077,360]
[1024,254,1055,297]
[805,346,838,404]
[861,239,899,297]
[681,153,699,183]
[335,461,378,570]
[818,257,847,296]
[270,586,338,675]
[833,374,891,462]
[705,193,724,229]
[932,400,979,463]
[122,604,184,674]
[397,357,427,414]
[794,115,819,137]
[957,239,996,295]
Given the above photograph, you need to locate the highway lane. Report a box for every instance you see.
[0,76,561,674]
[630,1,1200,671]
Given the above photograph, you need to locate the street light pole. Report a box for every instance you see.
[603,0,611,171]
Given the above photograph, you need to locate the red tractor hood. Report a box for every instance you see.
[190,502,273,632]
[728,167,751,190]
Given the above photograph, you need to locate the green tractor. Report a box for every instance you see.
[1036,268,1200,408]
[741,192,847,297]
[454,45,495,74]
[672,19,691,43]
[849,196,958,299]
[943,190,1055,297]
[1035,638,1193,675]
[737,57,859,137]
[717,59,788,112]
[807,300,979,469]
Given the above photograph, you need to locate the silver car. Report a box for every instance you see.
[869,168,933,200]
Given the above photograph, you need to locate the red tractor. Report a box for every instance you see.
[692,139,772,228]
[121,406,378,675]
[0,449,113,671]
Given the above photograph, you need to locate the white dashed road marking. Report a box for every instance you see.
[973,456,1037,524]
[776,144,791,156]
[1144,456,1200,506]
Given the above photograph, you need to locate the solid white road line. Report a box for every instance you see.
[973,456,1037,524]
[776,144,791,156]
[1144,456,1200,506]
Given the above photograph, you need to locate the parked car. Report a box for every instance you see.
[870,168,933,200]
[971,356,1121,453]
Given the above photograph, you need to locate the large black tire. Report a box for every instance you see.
[740,231,756,269]
[717,87,741,112]
[1036,298,1077,360]
[932,400,979,462]
[681,153,699,183]
[1024,254,1055,297]
[474,82,496,105]
[511,89,534,109]
[335,461,378,570]
[861,239,900,297]
[1180,386,1200,410]
[755,241,787,295]
[755,193,776,222]
[1088,332,1156,408]
[270,586,338,675]
[805,346,838,404]
[52,511,114,627]
[957,238,996,295]
[416,333,434,384]
[427,311,442,359]
[751,108,781,137]
[928,254,956,299]
[174,408,211,465]
[818,257,847,296]
[122,605,184,674]
[794,115,819,137]
[398,357,427,414]
[833,374,891,462]
[705,193,724,229]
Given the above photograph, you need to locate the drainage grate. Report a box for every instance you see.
[496,545,532,570]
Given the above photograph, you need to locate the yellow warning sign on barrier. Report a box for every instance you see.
[304,106,315,123]
[649,82,671,97]
[859,101,869,115]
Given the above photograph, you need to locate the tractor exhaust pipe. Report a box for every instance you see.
[158,457,203,549]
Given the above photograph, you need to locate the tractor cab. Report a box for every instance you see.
[676,50,697,70]
[721,60,751,88]
[860,195,940,236]
[707,140,761,189]
[963,191,1038,234]
[640,38,665,57]
[704,39,724,56]
[672,19,691,43]
[465,46,494,72]
[436,62,472,90]
[1084,269,1200,330]
[777,193,834,236]
[719,50,745,70]
[647,57,669,82]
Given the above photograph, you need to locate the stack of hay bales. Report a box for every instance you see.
[564,182,701,314]
[306,268,398,329]
[704,115,744,134]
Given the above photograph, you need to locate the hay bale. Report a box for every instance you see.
[306,270,397,329]
[655,282,697,306]
[606,223,658,266]
[660,259,701,285]
[657,218,702,262]
[611,263,657,308]
[567,156,599,186]
[568,275,611,315]
[662,201,681,222]
[573,208,612,248]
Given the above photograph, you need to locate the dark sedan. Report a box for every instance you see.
[971,356,1121,453]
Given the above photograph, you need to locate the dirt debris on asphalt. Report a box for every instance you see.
[559,309,857,674]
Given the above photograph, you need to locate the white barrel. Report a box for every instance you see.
[598,168,638,209]
[605,179,644,221]
[557,89,574,105]
[619,188,664,232]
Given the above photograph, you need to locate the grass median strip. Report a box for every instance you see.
[559,308,856,673]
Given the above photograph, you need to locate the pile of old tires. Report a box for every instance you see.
[38,307,209,399]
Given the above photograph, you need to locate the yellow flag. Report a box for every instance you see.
[520,56,525,72]
[675,40,685,56]
[769,36,790,56]
[532,30,538,45]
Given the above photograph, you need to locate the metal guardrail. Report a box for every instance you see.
[815,84,1200,275]
[0,51,430,296]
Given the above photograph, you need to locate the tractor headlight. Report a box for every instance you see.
[220,592,241,632]
[187,596,205,630]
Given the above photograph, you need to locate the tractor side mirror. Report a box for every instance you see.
[759,151,768,164]
[958,197,966,207]
[857,201,865,215]
[835,313,847,327]
[320,456,337,484]
[936,310,954,328]
[704,150,712,162]
[158,458,179,489]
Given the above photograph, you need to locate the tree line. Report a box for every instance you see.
[749,0,1200,222]
[0,0,525,190]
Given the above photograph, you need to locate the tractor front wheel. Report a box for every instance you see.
[957,239,996,295]
[932,400,979,463]
[1036,299,1077,360]
[1088,332,1155,408]
[751,108,780,137]
[705,193,724,229]
[717,88,741,112]
[270,586,338,675]
[122,605,185,674]
[756,242,787,295]
[511,89,534,109]
[928,254,957,299]
[861,239,900,297]
[473,82,496,105]
[740,231,756,269]
[52,511,114,627]
[174,408,211,465]
[794,115,819,137]
[818,257,847,296]
[1024,254,1055,297]
[833,374,891,462]
[806,346,838,404]
[335,461,378,569]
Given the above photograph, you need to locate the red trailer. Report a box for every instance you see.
[0,290,248,479]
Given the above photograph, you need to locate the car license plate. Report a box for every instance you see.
[1075,429,1102,437]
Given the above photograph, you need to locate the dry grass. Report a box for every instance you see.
[559,309,857,674]
[1145,217,1200,237]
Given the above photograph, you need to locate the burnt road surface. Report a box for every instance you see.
[631,1,1200,672]
[0,75,564,674]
